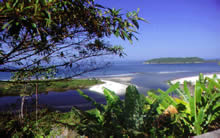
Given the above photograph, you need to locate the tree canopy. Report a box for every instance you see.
[0,0,145,79]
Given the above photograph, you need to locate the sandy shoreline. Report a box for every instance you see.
[171,73,220,84]
[89,72,220,95]
[89,76,133,95]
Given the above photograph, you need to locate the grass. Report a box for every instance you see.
[0,79,102,97]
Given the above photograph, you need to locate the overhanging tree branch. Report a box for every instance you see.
[0,0,146,80]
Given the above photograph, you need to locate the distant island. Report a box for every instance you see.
[144,57,218,64]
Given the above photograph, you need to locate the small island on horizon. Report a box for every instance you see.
[144,57,218,64]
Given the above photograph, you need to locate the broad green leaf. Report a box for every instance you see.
[93,109,104,123]
[210,78,220,88]
[199,73,204,83]
[103,88,120,106]
[175,98,190,113]
[183,81,191,99]
[197,108,204,126]
[204,93,220,113]
[193,83,198,126]
[213,102,220,111]
[194,121,202,135]
[77,89,104,112]
[166,82,179,94]
[169,81,188,101]
[6,2,11,9]
[195,81,202,104]
[189,97,195,118]
[147,91,160,102]
[124,85,145,130]
[124,86,142,110]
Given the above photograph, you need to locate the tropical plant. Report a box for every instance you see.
[59,86,147,137]
[1,74,219,137]
[147,73,220,136]
[67,74,220,137]
[64,85,185,137]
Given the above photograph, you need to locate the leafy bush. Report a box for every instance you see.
[0,74,219,137]
[147,73,220,136]
[66,74,220,137]
[63,86,148,137]
[0,109,59,137]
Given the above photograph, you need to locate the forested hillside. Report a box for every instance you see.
[144,57,205,64]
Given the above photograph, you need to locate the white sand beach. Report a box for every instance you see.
[171,73,220,84]
[89,73,220,95]
[89,76,133,95]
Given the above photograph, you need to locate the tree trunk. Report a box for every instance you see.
[20,83,27,119]
[20,96,25,119]
[35,82,38,126]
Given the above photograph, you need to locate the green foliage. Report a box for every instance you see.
[124,86,146,130]
[166,73,220,135]
[145,57,205,64]
[68,74,219,137]
[0,109,63,137]
[144,74,220,136]
[0,0,145,79]
[66,86,148,137]
[0,74,219,137]
[0,79,102,96]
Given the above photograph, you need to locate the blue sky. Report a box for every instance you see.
[97,0,220,60]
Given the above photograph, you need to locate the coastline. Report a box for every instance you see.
[89,76,133,95]
[89,72,220,95]
[170,73,220,84]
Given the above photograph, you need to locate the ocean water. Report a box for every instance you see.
[0,61,220,111]
[88,61,220,93]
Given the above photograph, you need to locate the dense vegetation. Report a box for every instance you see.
[0,79,102,97]
[0,74,219,137]
[0,0,219,137]
[144,57,205,64]
[0,0,144,80]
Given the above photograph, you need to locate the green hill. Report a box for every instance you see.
[144,57,205,64]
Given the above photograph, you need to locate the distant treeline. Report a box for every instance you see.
[144,57,218,64]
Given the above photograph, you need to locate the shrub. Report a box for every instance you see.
[67,74,220,137]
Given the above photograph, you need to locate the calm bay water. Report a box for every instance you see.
[0,61,220,111]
